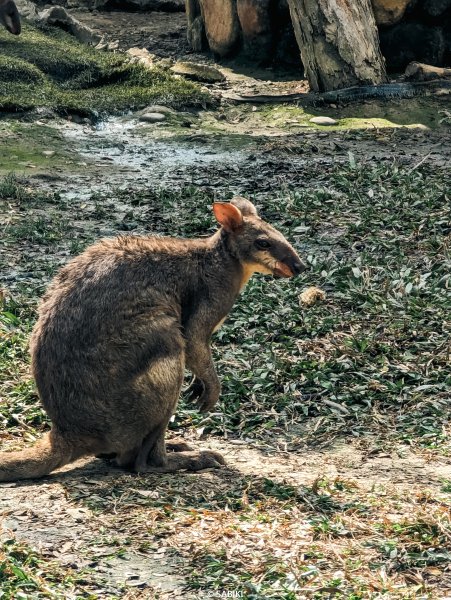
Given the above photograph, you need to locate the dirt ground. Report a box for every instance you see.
[1,8,451,600]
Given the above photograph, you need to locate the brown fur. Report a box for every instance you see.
[0,197,305,481]
[0,0,20,34]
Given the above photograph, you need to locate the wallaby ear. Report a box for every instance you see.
[213,202,243,232]
[231,196,258,217]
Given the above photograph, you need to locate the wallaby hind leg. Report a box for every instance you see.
[135,425,225,473]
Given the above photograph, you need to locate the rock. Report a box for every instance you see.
[37,7,102,45]
[371,0,413,26]
[379,23,445,70]
[42,150,56,157]
[237,0,273,61]
[126,47,156,69]
[309,116,338,126]
[139,112,166,122]
[187,14,207,52]
[14,0,39,20]
[423,0,451,17]
[143,105,175,114]
[170,61,225,83]
[405,61,451,81]
[199,0,241,57]
[58,0,184,9]
[155,58,174,69]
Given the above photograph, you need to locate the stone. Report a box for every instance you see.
[37,7,102,45]
[379,23,445,70]
[14,0,39,20]
[139,112,166,122]
[237,0,273,61]
[42,150,56,157]
[144,105,175,114]
[371,0,412,26]
[187,14,206,52]
[309,116,338,125]
[405,61,451,81]
[423,0,451,17]
[126,47,156,69]
[199,0,241,57]
[170,61,226,83]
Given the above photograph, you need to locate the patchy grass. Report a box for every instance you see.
[0,538,123,598]
[0,155,450,598]
[0,24,208,117]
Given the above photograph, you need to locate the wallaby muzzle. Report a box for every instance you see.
[273,254,307,278]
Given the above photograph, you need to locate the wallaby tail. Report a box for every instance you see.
[0,430,76,482]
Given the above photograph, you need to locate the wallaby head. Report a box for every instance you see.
[0,0,20,34]
[213,196,306,279]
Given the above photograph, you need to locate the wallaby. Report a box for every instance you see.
[0,197,305,482]
[0,0,20,35]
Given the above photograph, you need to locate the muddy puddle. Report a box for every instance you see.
[61,116,252,192]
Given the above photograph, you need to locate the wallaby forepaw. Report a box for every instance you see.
[196,393,220,413]
[185,377,205,402]
[189,450,226,471]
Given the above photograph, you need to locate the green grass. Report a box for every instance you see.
[0,158,450,598]
[0,24,209,117]
[0,538,94,598]
[1,163,450,448]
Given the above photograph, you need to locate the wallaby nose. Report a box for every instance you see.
[291,259,307,275]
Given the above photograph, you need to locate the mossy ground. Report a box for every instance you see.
[0,24,208,117]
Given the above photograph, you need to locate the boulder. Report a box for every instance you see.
[171,61,225,82]
[187,14,206,51]
[236,0,273,61]
[14,0,39,20]
[38,6,102,45]
[422,0,451,16]
[380,23,445,70]
[405,61,451,80]
[199,0,241,57]
[371,0,412,26]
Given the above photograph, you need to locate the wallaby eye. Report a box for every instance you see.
[255,239,271,250]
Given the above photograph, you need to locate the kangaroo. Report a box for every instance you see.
[0,0,20,35]
[0,197,305,482]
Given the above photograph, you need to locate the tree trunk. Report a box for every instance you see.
[287,0,388,92]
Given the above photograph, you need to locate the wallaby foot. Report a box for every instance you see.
[142,450,225,473]
[134,425,224,473]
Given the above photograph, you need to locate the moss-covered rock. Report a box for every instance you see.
[0,24,209,118]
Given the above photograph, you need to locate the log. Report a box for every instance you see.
[199,0,241,57]
[287,0,388,92]
[405,61,451,81]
